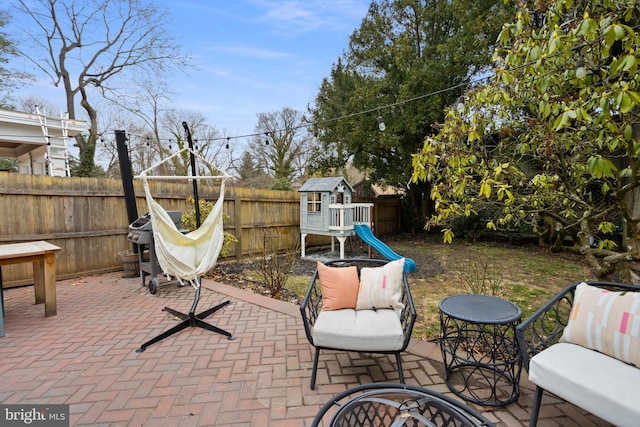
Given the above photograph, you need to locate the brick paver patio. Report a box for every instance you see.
[0,272,611,426]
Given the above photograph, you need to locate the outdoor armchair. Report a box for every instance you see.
[300,258,417,390]
[515,281,640,427]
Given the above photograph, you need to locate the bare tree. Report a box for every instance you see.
[161,110,230,176]
[103,77,175,175]
[99,107,232,180]
[19,96,61,115]
[0,9,32,109]
[248,107,313,189]
[98,112,152,179]
[15,0,190,176]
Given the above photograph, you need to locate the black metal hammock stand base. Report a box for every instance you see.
[136,284,236,353]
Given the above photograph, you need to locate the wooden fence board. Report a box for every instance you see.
[0,173,400,287]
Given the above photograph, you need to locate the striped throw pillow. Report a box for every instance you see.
[560,282,640,367]
[356,258,405,310]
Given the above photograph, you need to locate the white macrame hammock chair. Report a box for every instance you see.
[134,144,235,353]
[136,147,230,286]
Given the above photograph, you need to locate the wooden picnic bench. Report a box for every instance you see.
[0,241,61,337]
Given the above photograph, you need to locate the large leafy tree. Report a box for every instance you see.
[412,0,640,280]
[15,0,189,177]
[310,0,513,228]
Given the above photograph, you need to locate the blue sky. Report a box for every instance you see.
[7,0,370,137]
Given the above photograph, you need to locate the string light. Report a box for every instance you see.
[0,74,488,144]
[7,22,640,148]
[377,111,386,132]
[225,137,230,149]
[13,31,626,147]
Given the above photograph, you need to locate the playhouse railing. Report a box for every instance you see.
[328,203,374,232]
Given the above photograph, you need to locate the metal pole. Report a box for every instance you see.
[115,130,139,253]
[182,122,201,228]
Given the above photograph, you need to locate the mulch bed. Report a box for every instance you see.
[206,234,444,304]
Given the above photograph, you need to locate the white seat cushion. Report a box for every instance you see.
[312,308,404,352]
[529,342,640,427]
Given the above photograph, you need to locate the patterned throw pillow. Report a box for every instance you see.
[317,262,360,311]
[560,282,640,367]
[356,258,405,310]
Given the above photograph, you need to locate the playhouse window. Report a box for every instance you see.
[308,192,321,212]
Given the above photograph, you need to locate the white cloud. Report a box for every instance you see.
[251,0,368,36]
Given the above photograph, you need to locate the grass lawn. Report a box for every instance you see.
[383,234,591,340]
[214,233,592,341]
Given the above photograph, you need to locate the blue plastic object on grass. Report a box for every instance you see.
[354,224,417,272]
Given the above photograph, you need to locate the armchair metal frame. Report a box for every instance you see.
[515,280,640,427]
[311,383,495,427]
[300,258,417,390]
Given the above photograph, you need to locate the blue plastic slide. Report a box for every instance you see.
[354,224,417,272]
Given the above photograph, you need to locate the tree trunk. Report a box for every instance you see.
[77,90,99,176]
[625,116,640,284]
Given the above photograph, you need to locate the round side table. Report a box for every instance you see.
[438,294,522,406]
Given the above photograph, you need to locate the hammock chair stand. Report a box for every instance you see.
[135,123,236,353]
[136,280,235,353]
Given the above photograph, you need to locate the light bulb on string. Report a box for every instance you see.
[377,113,386,132]
[226,137,230,149]
[264,132,270,145]
[576,59,586,79]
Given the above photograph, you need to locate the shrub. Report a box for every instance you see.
[181,196,237,257]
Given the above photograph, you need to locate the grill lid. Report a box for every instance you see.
[129,214,152,230]
[129,211,183,231]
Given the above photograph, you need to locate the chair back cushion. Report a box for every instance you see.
[560,282,640,367]
[317,262,361,311]
[356,258,405,310]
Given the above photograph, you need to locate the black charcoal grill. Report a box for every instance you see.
[127,211,182,294]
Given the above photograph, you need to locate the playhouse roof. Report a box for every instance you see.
[297,177,353,193]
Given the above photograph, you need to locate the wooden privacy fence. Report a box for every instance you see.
[0,173,401,287]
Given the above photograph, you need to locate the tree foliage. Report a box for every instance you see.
[15,0,189,176]
[412,0,640,280]
[0,9,31,109]
[233,151,273,189]
[310,0,513,228]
